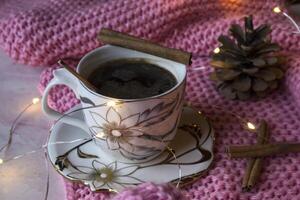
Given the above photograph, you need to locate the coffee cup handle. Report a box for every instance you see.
[42,68,89,131]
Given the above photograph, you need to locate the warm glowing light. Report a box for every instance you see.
[96,132,105,138]
[109,188,118,193]
[273,6,281,13]
[111,130,122,137]
[106,101,116,107]
[213,47,220,54]
[32,97,40,104]
[100,173,108,179]
[247,122,256,130]
[0,158,3,164]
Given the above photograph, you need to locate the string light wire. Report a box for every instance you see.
[0,97,40,152]
[167,146,182,188]
[273,6,300,34]
[1,137,92,164]
[43,150,50,200]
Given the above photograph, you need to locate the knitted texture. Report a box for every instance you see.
[1,0,300,199]
[111,183,186,200]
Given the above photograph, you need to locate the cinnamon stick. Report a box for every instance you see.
[242,159,255,191]
[228,143,300,158]
[247,159,262,189]
[58,60,99,92]
[98,28,192,65]
[242,120,268,192]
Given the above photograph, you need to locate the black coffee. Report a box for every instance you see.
[88,59,177,99]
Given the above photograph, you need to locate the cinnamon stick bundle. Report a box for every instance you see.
[98,28,192,65]
[242,120,268,192]
[228,143,300,158]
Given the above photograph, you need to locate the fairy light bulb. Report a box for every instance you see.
[273,6,281,13]
[106,101,116,107]
[96,132,105,138]
[0,158,3,164]
[272,6,300,34]
[111,130,122,137]
[213,47,220,54]
[32,97,40,104]
[247,122,256,130]
[109,188,118,193]
[100,173,107,179]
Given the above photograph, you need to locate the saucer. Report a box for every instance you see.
[47,105,214,192]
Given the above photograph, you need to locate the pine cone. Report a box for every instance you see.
[210,15,284,100]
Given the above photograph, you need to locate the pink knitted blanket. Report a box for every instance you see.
[1,0,300,199]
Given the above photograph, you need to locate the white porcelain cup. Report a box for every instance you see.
[42,45,186,160]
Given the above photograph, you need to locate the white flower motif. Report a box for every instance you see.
[89,107,143,150]
[67,160,143,190]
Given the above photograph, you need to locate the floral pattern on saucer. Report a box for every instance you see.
[67,160,143,190]
[47,106,214,192]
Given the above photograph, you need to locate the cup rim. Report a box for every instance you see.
[77,45,187,102]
